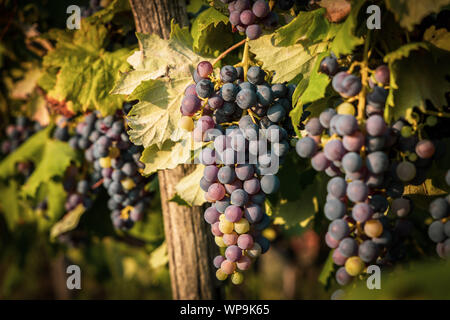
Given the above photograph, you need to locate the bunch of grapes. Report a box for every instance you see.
[428,170,450,259]
[296,55,449,286]
[179,60,295,284]
[55,103,153,230]
[1,116,44,157]
[222,0,295,40]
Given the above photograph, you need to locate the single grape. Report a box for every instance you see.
[324,139,345,161]
[358,240,378,263]
[204,206,221,224]
[343,131,364,152]
[366,115,387,136]
[320,56,339,76]
[374,65,390,86]
[336,114,358,136]
[327,177,347,198]
[338,237,358,257]
[218,166,236,184]
[215,197,230,213]
[391,198,411,218]
[428,220,446,243]
[247,66,265,85]
[236,89,257,110]
[395,161,416,182]
[352,203,373,222]
[319,108,337,128]
[244,203,263,223]
[213,255,226,269]
[260,175,280,194]
[324,199,347,220]
[366,151,389,175]
[267,104,286,122]
[415,140,435,159]
[256,85,274,107]
[311,152,330,171]
[328,219,350,241]
[429,198,449,220]
[196,79,214,98]
[344,256,365,276]
[346,180,368,203]
[230,189,249,206]
[243,178,260,195]
[325,232,340,249]
[364,219,383,238]
[336,267,353,286]
[342,152,363,173]
[208,183,226,201]
[197,61,213,78]
[220,65,238,83]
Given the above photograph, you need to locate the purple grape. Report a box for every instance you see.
[204,206,221,224]
[225,245,243,262]
[225,205,243,222]
[346,180,368,203]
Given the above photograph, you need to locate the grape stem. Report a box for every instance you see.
[91,178,104,189]
[242,38,250,81]
[422,109,450,118]
[356,31,372,123]
[212,39,246,67]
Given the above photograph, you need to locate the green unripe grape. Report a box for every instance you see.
[400,126,413,138]
[231,272,244,285]
[234,218,250,234]
[345,256,365,276]
[215,236,227,248]
[337,102,356,115]
[99,157,112,168]
[179,116,194,131]
[408,153,418,162]
[121,178,136,190]
[426,116,438,127]
[216,268,228,281]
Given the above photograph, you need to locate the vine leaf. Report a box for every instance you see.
[173,165,206,207]
[0,180,21,230]
[384,43,450,122]
[191,7,234,56]
[330,0,366,57]
[50,204,86,240]
[424,26,450,51]
[274,8,338,47]
[112,25,208,151]
[139,135,192,176]
[22,139,80,197]
[40,22,133,116]
[249,34,328,84]
[385,0,450,31]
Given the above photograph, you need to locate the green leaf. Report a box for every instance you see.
[249,34,329,83]
[344,260,450,299]
[0,180,21,230]
[149,241,169,269]
[112,30,201,96]
[424,26,450,51]
[385,44,450,122]
[385,0,450,31]
[126,78,195,148]
[50,204,86,240]
[330,0,365,57]
[22,139,80,197]
[41,22,133,116]
[299,51,331,105]
[272,155,327,234]
[274,8,338,47]
[383,42,429,64]
[191,7,233,56]
[318,250,335,286]
[0,127,50,179]
[173,165,206,207]
[86,0,130,24]
[139,137,192,175]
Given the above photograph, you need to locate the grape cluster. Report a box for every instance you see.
[428,170,450,259]
[1,116,44,157]
[179,61,295,284]
[222,0,295,40]
[297,56,449,286]
[55,103,152,230]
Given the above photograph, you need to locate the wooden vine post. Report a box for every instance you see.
[129,0,222,300]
